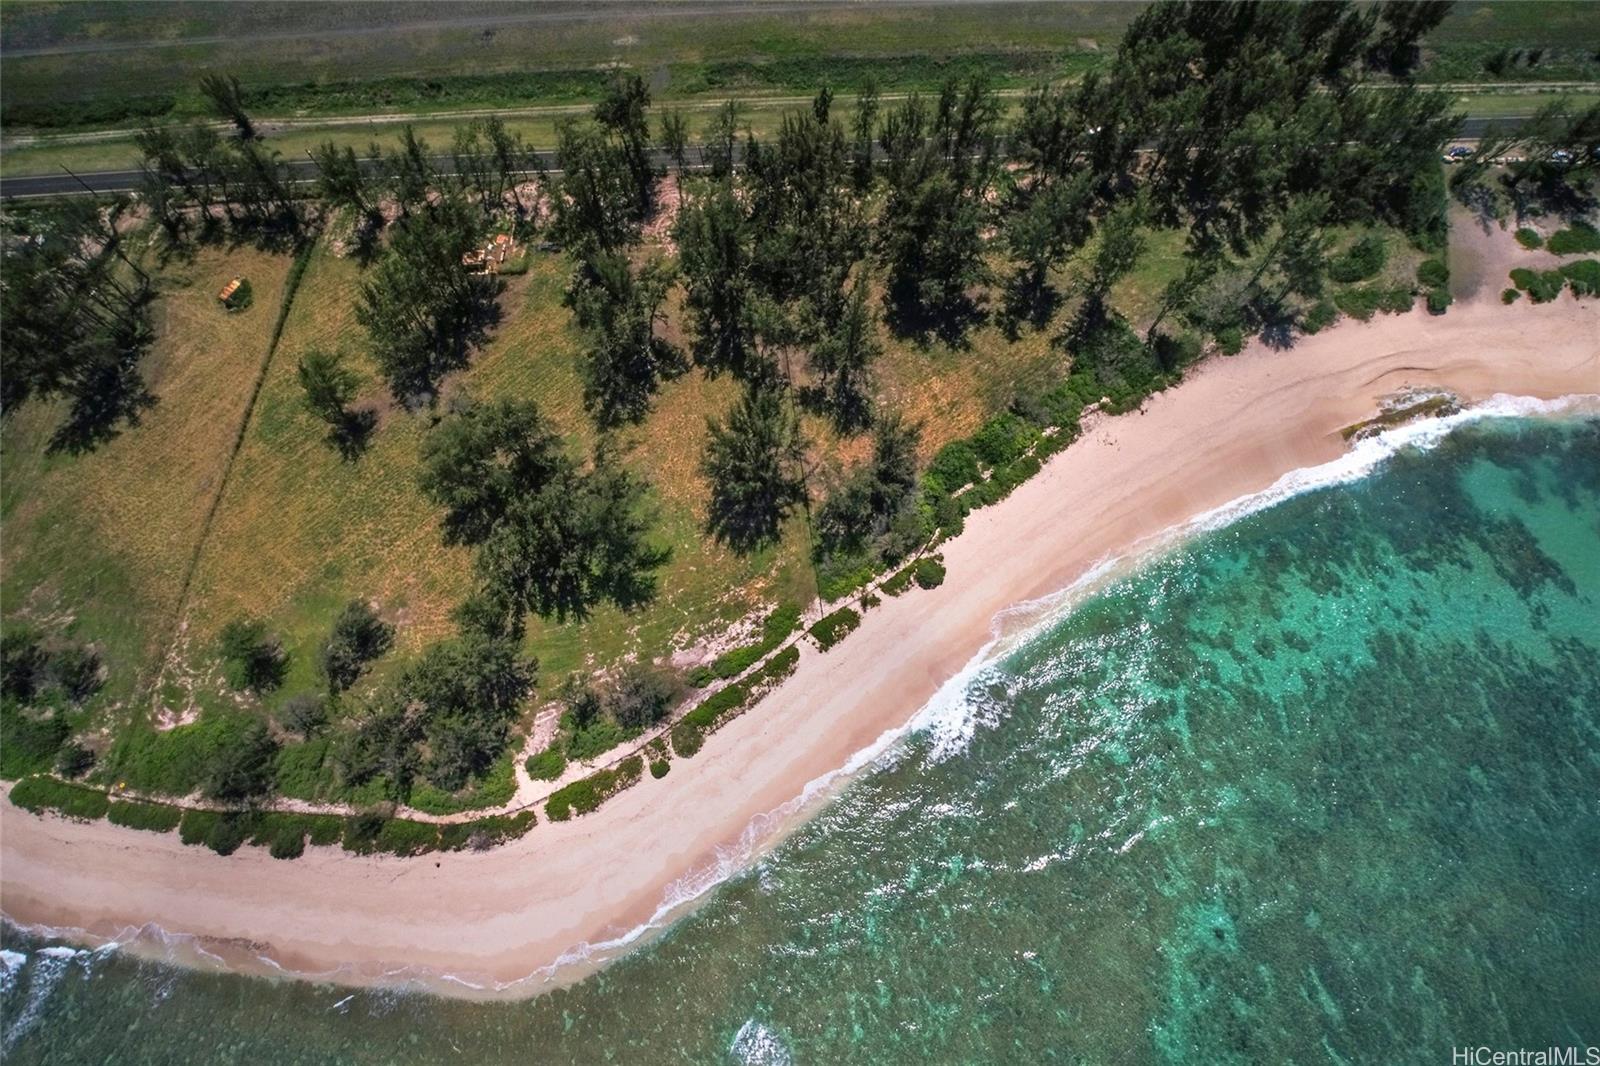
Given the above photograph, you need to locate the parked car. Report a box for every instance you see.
[1442,145,1473,163]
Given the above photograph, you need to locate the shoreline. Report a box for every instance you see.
[3,293,1597,1000]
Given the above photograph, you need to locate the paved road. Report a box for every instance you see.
[0,115,1526,200]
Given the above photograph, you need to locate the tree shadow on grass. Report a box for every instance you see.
[328,408,379,461]
[882,286,988,350]
[996,270,1061,341]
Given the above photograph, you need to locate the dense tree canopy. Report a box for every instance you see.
[877,78,1001,334]
[566,252,686,427]
[419,399,668,622]
[356,196,502,403]
[1,200,156,453]
[701,385,809,554]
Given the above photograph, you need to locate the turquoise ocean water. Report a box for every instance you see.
[4,411,1598,1064]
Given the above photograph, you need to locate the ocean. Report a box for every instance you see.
[4,408,1598,1065]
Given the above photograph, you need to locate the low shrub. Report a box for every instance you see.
[525,747,566,781]
[1214,325,1245,355]
[695,604,802,683]
[913,557,947,590]
[269,833,306,860]
[1501,287,1522,304]
[248,813,306,858]
[439,810,536,851]
[650,759,670,779]
[566,716,633,762]
[971,414,1037,468]
[1559,259,1600,297]
[1416,258,1450,288]
[307,815,344,847]
[179,808,218,846]
[247,811,342,859]
[1301,300,1338,334]
[0,703,70,779]
[815,557,877,602]
[1425,287,1453,314]
[1378,287,1415,315]
[9,775,109,820]
[1510,267,1566,303]
[105,714,252,798]
[1326,233,1388,283]
[859,592,881,611]
[1333,286,1382,321]
[1034,384,1085,432]
[881,564,916,596]
[994,455,1040,495]
[670,646,801,758]
[273,738,332,801]
[107,799,183,833]
[809,607,861,651]
[1033,428,1071,461]
[375,817,439,857]
[670,720,705,758]
[1547,222,1600,255]
[341,815,439,857]
[926,440,981,493]
[408,746,519,815]
[546,755,644,821]
[1514,227,1544,250]
[204,812,256,856]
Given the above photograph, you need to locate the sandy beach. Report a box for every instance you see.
[3,241,1597,996]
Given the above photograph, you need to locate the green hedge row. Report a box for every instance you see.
[8,776,535,859]
[437,811,537,851]
[9,775,109,820]
[671,646,801,758]
[545,755,644,822]
[107,799,183,833]
[686,603,801,687]
[809,607,861,651]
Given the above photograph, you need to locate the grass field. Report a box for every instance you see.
[0,243,294,714]
[0,170,1097,773]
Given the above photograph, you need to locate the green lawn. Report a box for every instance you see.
[0,243,294,714]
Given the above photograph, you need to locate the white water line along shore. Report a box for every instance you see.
[2,285,1596,1000]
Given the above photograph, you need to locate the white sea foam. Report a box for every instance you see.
[0,948,26,995]
[2,943,76,1053]
[730,1018,793,1066]
[899,391,1600,762]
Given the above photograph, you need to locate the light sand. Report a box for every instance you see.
[3,282,1596,998]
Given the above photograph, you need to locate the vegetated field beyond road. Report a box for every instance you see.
[0,1,1130,126]
[4,0,1598,135]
